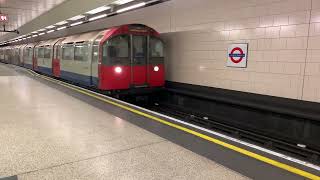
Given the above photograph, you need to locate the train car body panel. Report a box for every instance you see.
[19,44,27,66]
[0,24,165,95]
[60,30,106,86]
[35,38,61,76]
[23,43,39,70]
[0,47,6,62]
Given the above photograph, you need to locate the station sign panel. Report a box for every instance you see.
[0,14,8,22]
[227,43,248,68]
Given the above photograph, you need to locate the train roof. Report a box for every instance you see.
[36,38,62,47]
[61,29,107,44]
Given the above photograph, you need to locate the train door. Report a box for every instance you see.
[33,44,38,70]
[52,39,64,77]
[91,34,104,87]
[131,35,148,87]
[19,45,24,66]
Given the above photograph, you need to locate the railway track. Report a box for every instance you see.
[143,101,320,165]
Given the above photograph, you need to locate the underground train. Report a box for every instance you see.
[0,24,165,94]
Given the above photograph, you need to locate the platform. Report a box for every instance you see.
[0,64,319,180]
[0,64,249,179]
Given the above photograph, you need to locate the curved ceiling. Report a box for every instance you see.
[0,0,68,36]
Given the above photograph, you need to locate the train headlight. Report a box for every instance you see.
[154,66,159,72]
[115,66,122,73]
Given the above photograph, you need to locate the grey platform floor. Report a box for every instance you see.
[0,64,249,179]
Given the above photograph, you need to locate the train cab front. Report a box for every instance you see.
[98,24,165,95]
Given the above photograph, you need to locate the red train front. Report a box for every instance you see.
[98,24,165,93]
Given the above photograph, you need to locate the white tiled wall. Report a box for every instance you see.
[109,0,320,102]
[162,0,320,103]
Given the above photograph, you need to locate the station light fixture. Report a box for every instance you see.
[57,26,67,30]
[116,2,146,13]
[88,14,107,21]
[113,0,135,5]
[47,29,55,33]
[0,0,166,45]
[70,21,84,26]
[68,15,85,21]
[86,6,110,14]
[55,20,68,26]
[45,25,55,29]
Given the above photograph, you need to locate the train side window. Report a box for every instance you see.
[102,35,129,65]
[28,48,33,58]
[62,45,74,60]
[38,48,44,58]
[44,47,51,59]
[150,37,164,58]
[74,44,89,62]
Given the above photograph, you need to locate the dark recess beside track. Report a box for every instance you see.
[133,81,320,165]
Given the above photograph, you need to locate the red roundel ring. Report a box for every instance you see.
[229,47,244,63]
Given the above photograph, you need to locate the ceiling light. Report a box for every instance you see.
[22,38,26,40]
[39,32,45,36]
[26,37,31,39]
[88,14,107,21]
[57,26,67,30]
[32,34,38,37]
[47,30,55,33]
[38,28,46,31]
[55,21,68,25]
[68,15,85,21]
[116,2,146,13]
[86,6,110,14]
[70,21,83,26]
[113,0,135,5]
[46,25,55,29]
[31,31,38,34]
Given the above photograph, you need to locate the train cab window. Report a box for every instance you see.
[62,45,74,60]
[133,36,146,58]
[74,44,89,61]
[150,37,164,58]
[44,47,51,59]
[102,35,129,65]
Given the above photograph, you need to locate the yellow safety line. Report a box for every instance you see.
[27,69,320,180]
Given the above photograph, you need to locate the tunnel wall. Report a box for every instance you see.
[158,0,320,103]
[89,0,320,103]
[4,0,320,103]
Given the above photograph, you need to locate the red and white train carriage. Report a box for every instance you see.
[0,24,165,94]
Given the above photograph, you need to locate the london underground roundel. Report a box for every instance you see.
[227,43,248,68]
